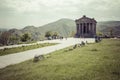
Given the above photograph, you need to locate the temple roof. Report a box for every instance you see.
[75,15,97,23]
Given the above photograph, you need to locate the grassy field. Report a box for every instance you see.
[0,43,56,56]
[0,39,120,80]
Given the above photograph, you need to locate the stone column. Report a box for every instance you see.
[85,23,87,34]
[86,23,88,33]
[76,24,79,35]
[77,24,79,34]
[79,23,81,34]
[91,23,93,34]
[83,23,85,34]
[92,23,95,34]
[85,23,86,34]
[94,23,96,34]
[88,23,90,33]
[81,23,83,35]
[80,24,82,34]
[93,23,96,35]
[93,23,95,34]
[81,23,83,37]
[87,23,89,33]
[78,24,80,34]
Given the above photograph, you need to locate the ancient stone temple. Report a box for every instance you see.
[75,15,97,38]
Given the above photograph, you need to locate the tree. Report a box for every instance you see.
[0,31,11,45]
[21,33,31,42]
[52,32,59,39]
[70,31,75,37]
[9,35,19,44]
[45,31,53,38]
[96,32,103,37]
[39,35,45,41]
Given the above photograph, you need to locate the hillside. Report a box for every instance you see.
[7,19,76,40]
[97,21,120,36]
[38,18,76,36]
[0,28,7,32]
[0,28,8,35]
[4,19,120,41]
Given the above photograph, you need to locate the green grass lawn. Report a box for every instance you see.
[0,39,120,80]
[0,43,56,56]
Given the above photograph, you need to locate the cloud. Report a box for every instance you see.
[0,0,120,29]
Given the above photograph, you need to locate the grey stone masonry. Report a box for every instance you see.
[75,15,97,38]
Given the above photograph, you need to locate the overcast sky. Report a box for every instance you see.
[0,0,120,29]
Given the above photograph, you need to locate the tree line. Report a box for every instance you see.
[0,32,31,46]
[0,31,64,46]
[0,29,115,46]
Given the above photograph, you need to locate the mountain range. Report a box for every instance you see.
[97,21,120,36]
[0,18,120,40]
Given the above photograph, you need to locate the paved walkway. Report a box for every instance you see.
[0,38,95,69]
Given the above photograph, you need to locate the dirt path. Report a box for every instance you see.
[0,38,95,69]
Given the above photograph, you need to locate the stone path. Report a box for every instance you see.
[0,38,95,69]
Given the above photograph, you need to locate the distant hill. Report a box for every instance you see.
[38,18,76,37]
[97,21,120,36]
[0,28,8,35]
[5,19,120,40]
[0,28,7,32]
[6,19,76,40]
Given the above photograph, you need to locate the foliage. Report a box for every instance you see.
[53,32,59,37]
[52,32,59,39]
[70,31,75,37]
[9,35,19,44]
[45,31,53,38]
[21,33,31,42]
[45,31,60,39]
[0,31,11,45]
[96,32,103,37]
